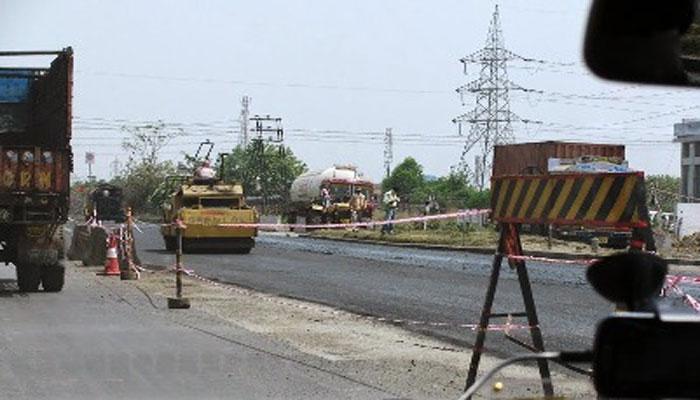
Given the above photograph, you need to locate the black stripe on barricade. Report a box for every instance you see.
[524,179,547,219]
[575,176,603,221]
[491,173,648,228]
[512,179,532,218]
[491,178,505,213]
[557,177,584,220]
[619,180,641,223]
[543,178,565,218]
[595,175,626,222]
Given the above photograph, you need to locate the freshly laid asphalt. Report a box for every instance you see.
[135,225,620,354]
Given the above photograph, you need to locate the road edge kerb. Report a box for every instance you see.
[302,233,700,266]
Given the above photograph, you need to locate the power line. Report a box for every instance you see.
[76,69,449,95]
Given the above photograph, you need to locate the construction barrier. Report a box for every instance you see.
[67,220,141,268]
[491,172,649,228]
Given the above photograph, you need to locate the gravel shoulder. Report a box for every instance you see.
[130,264,596,399]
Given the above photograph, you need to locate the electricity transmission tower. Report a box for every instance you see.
[239,96,251,147]
[452,5,539,189]
[384,127,393,178]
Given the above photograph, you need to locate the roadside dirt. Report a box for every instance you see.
[131,267,595,399]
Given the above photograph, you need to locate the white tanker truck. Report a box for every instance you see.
[288,165,375,225]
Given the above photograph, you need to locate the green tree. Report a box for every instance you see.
[222,143,307,206]
[112,122,181,213]
[646,174,680,212]
[423,171,490,209]
[382,157,425,204]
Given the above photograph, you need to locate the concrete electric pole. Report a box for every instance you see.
[384,127,393,178]
[109,157,122,178]
[248,114,285,213]
[239,96,251,147]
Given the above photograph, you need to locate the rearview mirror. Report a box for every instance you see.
[584,0,700,86]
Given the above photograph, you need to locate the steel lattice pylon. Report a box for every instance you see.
[452,5,537,189]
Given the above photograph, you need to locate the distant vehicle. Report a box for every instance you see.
[288,165,374,225]
[85,183,126,223]
[0,48,73,292]
[159,141,258,253]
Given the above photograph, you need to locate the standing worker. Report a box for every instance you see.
[320,185,331,210]
[349,188,367,231]
[194,160,215,182]
[381,188,400,235]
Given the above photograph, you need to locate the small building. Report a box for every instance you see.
[673,119,700,237]
[674,119,700,201]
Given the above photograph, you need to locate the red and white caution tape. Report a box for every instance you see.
[662,276,700,313]
[506,254,598,265]
[217,209,490,230]
[508,254,700,313]
[666,274,700,286]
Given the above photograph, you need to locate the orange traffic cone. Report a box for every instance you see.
[99,234,120,276]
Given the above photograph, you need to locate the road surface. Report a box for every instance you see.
[135,225,617,354]
[0,263,392,399]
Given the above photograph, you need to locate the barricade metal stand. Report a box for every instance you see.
[465,172,656,398]
[465,223,553,397]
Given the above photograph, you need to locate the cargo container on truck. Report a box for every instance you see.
[492,141,632,248]
[0,49,73,291]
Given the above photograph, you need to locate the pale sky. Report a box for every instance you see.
[2,0,698,183]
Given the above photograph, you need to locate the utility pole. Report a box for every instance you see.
[248,114,285,213]
[109,157,121,178]
[239,96,251,147]
[85,152,96,182]
[384,127,393,178]
[452,5,540,189]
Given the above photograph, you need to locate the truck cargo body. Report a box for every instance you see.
[0,49,73,291]
[492,141,625,177]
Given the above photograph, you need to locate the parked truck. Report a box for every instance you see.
[0,48,73,291]
[288,165,375,225]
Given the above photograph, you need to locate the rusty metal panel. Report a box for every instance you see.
[492,141,626,177]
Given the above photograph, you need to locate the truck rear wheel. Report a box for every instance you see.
[41,262,65,292]
[16,263,41,292]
